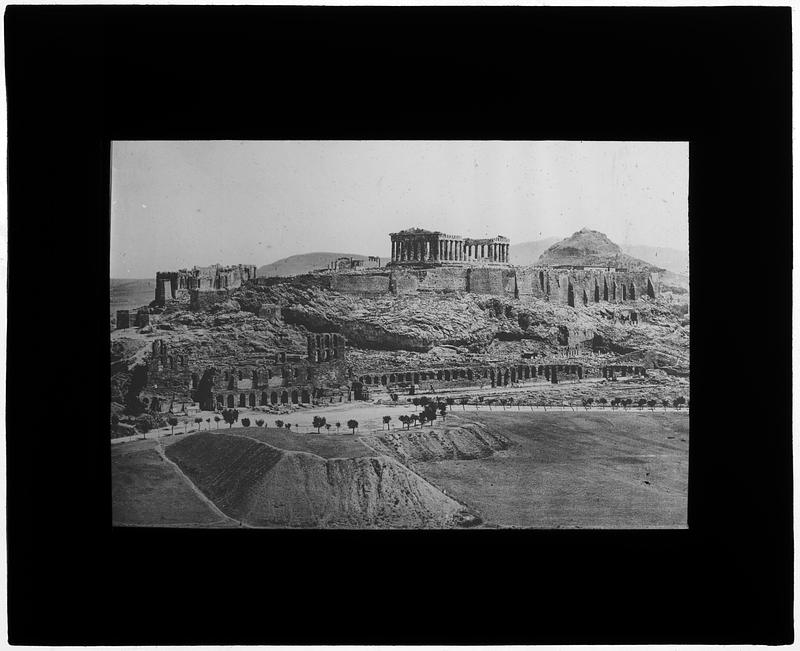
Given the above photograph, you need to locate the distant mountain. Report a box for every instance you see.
[257,252,386,278]
[110,278,155,314]
[512,230,688,276]
[621,244,688,276]
[537,228,658,271]
[508,237,561,266]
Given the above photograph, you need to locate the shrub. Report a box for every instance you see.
[168,415,180,435]
[347,419,359,434]
[275,420,284,428]
[255,419,264,427]
[241,418,251,427]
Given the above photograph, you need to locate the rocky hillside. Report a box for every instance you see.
[257,252,386,278]
[537,228,660,271]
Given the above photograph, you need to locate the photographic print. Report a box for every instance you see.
[110,140,690,529]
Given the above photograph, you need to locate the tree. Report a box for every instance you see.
[139,422,150,440]
[214,415,221,429]
[194,416,203,430]
[637,398,647,410]
[255,418,264,427]
[674,396,686,409]
[585,398,594,410]
[347,419,359,434]
[325,423,332,432]
[446,397,455,410]
[335,421,341,433]
[111,414,120,427]
[598,398,607,410]
[419,413,428,428]
[398,415,408,429]
[410,414,419,428]
[275,419,284,428]
[411,397,421,407]
[500,399,507,411]
[241,417,251,427]
[182,418,189,434]
[390,393,399,403]
[222,409,239,428]
[285,423,291,430]
[167,416,178,436]
[647,399,657,411]
[460,396,469,411]
[624,399,633,410]
[662,399,670,412]
[439,403,447,419]
[313,416,327,433]
[205,417,211,430]
[382,415,391,430]
[419,396,430,407]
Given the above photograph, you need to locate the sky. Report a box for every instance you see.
[110,140,688,278]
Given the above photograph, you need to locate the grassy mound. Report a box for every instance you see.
[368,423,511,465]
[166,431,468,528]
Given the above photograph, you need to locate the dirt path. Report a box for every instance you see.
[154,440,245,528]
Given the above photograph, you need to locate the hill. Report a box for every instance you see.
[537,228,659,271]
[257,252,386,278]
[110,278,155,315]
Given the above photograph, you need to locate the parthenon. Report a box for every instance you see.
[388,228,510,265]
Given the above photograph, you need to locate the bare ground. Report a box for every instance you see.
[410,411,689,528]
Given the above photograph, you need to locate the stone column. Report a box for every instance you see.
[448,240,453,261]
[391,241,396,261]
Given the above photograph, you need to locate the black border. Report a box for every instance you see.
[6,6,792,645]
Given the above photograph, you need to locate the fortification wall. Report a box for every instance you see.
[388,267,469,294]
[330,273,391,295]
[466,268,516,296]
[517,266,658,306]
[190,289,231,312]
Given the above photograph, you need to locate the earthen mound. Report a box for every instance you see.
[368,423,511,464]
[166,432,467,528]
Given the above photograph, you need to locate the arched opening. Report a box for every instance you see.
[405,373,412,382]
[622,284,627,301]
[594,282,600,302]
[629,284,636,300]
[252,370,259,386]
[539,271,545,291]
[291,390,299,404]
[612,282,617,301]
[281,391,289,404]
[217,395,224,408]
[248,393,256,407]
[239,394,247,407]
[168,356,175,369]
[444,370,451,381]
[261,391,268,405]
[490,369,496,387]
[389,374,396,383]
[510,368,517,383]
[467,369,474,380]
[647,278,656,299]
[437,370,443,380]
[567,282,575,307]
[238,370,243,381]
[582,290,589,306]
[503,370,510,386]
[301,389,310,403]
[227,394,235,408]
[191,373,199,389]
[381,375,387,385]
[460,369,467,379]
[271,392,278,405]
[603,279,609,301]
[413,373,419,384]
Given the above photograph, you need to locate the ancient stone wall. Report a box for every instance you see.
[330,273,391,295]
[517,266,658,306]
[189,289,232,312]
[466,268,516,296]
